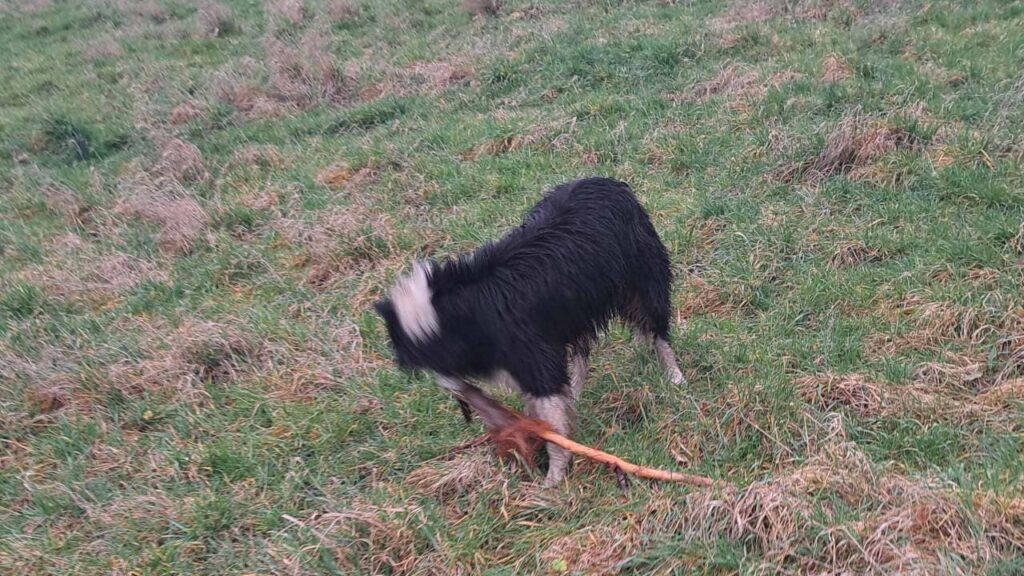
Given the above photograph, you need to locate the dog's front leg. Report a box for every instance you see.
[525,393,575,487]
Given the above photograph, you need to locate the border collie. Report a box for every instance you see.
[374,177,684,485]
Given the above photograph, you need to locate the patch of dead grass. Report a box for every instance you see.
[20,250,168,306]
[822,53,853,82]
[23,376,73,415]
[196,0,237,38]
[676,276,739,319]
[325,0,360,23]
[294,502,425,575]
[265,30,348,105]
[228,144,287,172]
[540,525,637,576]
[168,100,207,125]
[914,354,986,389]
[274,198,396,284]
[796,367,1022,429]
[1007,222,1024,253]
[116,169,209,255]
[156,137,208,183]
[462,129,548,160]
[107,0,167,22]
[794,373,884,417]
[828,240,884,268]
[463,117,579,161]
[407,449,506,503]
[211,58,294,120]
[265,0,305,27]
[462,0,500,18]
[41,181,87,226]
[775,111,917,185]
[210,30,348,118]
[408,60,475,91]
[79,36,124,61]
[710,0,890,32]
[107,319,259,403]
[644,426,1021,572]
[666,63,760,106]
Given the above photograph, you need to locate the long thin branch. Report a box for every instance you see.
[452,381,717,488]
[536,428,715,487]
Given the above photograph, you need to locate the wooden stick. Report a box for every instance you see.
[453,381,717,488]
[536,428,715,487]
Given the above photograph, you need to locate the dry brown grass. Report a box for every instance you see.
[289,502,426,575]
[23,376,73,415]
[462,129,549,160]
[227,144,286,172]
[914,352,986,388]
[1007,219,1024,253]
[106,319,259,403]
[540,525,637,576]
[274,196,397,283]
[210,58,293,120]
[269,30,348,104]
[116,170,209,254]
[642,428,1022,573]
[265,0,305,27]
[462,0,500,18]
[196,0,237,38]
[79,36,124,61]
[676,276,739,319]
[408,60,475,91]
[210,29,347,117]
[666,63,760,106]
[709,0,878,32]
[106,0,167,22]
[168,100,207,125]
[795,365,1022,429]
[256,318,385,401]
[994,333,1024,385]
[357,57,477,103]
[20,250,168,306]
[775,111,916,185]
[794,373,884,417]
[324,0,360,23]
[156,137,209,183]
[407,449,506,503]
[828,240,884,268]
[41,181,86,226]
[868,293,1003,356]
[822,53,853,82]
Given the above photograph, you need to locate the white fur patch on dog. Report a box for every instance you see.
[391,261,439,343]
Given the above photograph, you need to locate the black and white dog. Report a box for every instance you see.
[374,177,684,485]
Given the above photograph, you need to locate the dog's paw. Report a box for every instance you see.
[542,474,564,488]
[669,369,686,385]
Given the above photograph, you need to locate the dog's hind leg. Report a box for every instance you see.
[525,393,575,487]
[653,337,685,385]
[622,298,686,385]
[569,353,588,400]
[568,341,591,401]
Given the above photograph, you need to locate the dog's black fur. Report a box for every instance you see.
[375,177,683,484]
[375,177,675,398]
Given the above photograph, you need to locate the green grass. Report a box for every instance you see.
[2,0,1023,574]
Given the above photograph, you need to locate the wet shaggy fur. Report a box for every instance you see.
[375,177,683,484]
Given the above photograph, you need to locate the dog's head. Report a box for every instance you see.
[374,261,440,370]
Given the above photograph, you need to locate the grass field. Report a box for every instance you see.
[2,0,1023,573]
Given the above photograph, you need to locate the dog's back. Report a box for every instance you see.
[429,178,672,371]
